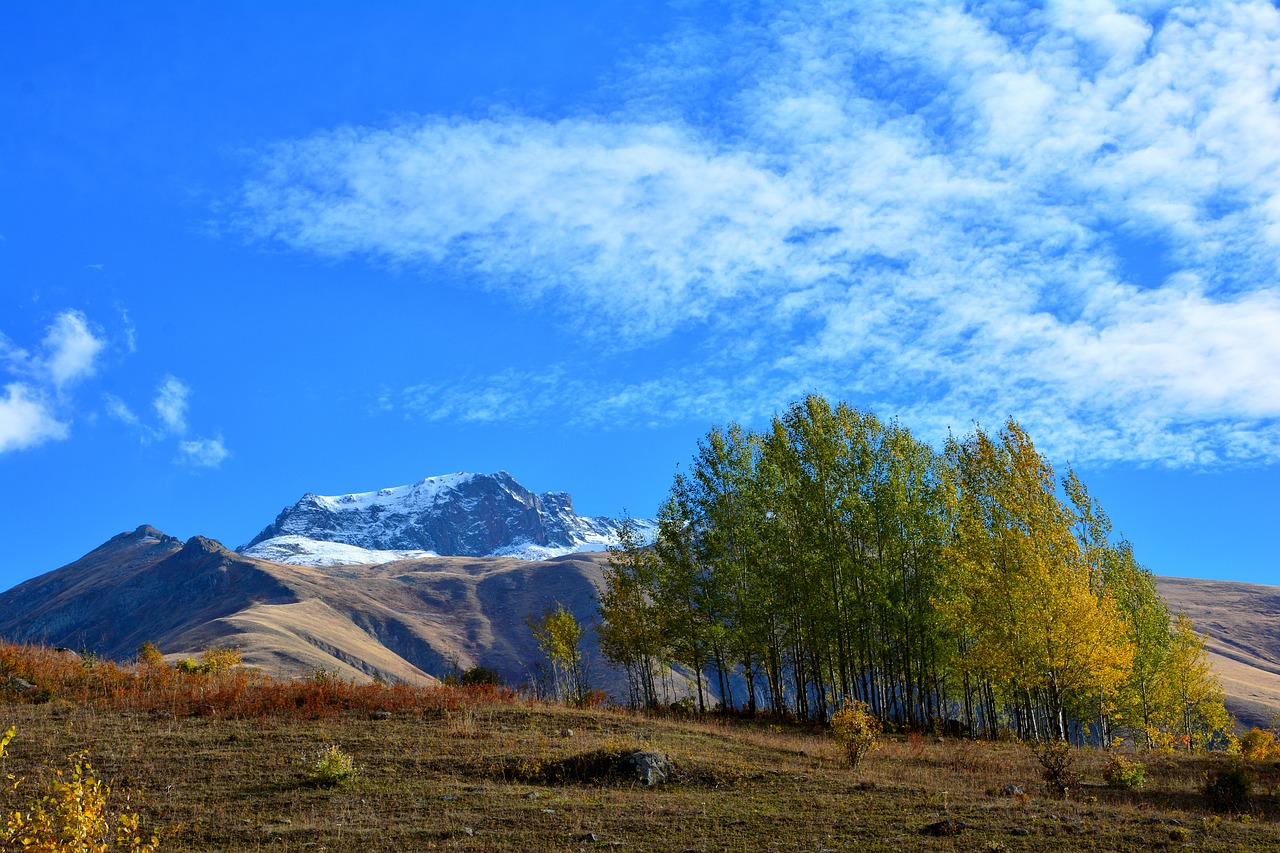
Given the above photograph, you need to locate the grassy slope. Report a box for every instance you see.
[1157,577,1280,731]
[3,696,1280,851]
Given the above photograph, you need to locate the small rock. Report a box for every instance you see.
[921,818,965,837]
[461,827,475,837]
[9,677,36,695]
[371,710,392,720]
[541,808,556,814]
[1009,827,1030,836]
[440,794,458,802]
[576,832,604,843]
[561,728,574,737]
[523,791,542,799]
[613,751,673,786]
[1002,783,1024,796]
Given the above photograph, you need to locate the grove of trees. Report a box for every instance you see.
[598,394,1230,746]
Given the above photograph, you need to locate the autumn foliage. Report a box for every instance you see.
[601,394,1232,750]
[0,643,515,722]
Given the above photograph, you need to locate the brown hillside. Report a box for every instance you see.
[0,526,621,693]
[1156,576,1280,730]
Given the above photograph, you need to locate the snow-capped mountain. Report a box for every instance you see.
[239,471,656,566]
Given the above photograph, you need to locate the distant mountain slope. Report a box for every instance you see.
[0,524,625,692]
[240,471,656,565]
[1156,576,1280,730]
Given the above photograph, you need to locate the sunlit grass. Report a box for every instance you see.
[0,641,1277,851]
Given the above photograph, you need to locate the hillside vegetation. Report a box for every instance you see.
[0,643,1279,851]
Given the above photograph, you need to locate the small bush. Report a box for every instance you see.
[1030,739,1077,797]
[198,646,241,674]
[1202,760,1252,811]
[1238,728,1279,761]
[829,700,882,770]
[1102,755,1146,789]
[136,642,166,668]
[305,745,357,787]
[0,727,158,852]
[459,666,503,687]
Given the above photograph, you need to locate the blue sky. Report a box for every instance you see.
[2,1,1277,590]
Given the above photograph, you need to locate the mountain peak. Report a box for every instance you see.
[182,535,231,556]
[239,471,654,566]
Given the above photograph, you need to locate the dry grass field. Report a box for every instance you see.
[2,646,1279,851]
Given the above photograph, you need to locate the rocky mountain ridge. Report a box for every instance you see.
[240,471,656,565]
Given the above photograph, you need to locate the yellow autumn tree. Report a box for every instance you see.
[942,420,1132,741]
[1062,469,1231,749]
[529,601,590,706]
[1145,614,1232,751]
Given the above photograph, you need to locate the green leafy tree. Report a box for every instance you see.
[651,477,712,713]
[597,516,664,709]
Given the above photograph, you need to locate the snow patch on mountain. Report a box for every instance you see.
[240,535,436,567]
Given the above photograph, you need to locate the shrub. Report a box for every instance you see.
[459,666,503,687]
[198,646,241,674]
[1202,760,1253,812]
[1238,728,1279,761]
[0,728,158,852]
[1102,755,1146,789]
[829,700,882,769]
[305,745,357,787]
[1030,739,1077,797]
[135,643,166,668]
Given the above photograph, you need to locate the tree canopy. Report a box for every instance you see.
[596,394,1230,747]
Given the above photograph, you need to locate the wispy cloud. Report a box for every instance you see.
[2,310,106,391]
[153,375,189,434]
[0,310,230,466]
[235,1,1280,465]
[179,434,229,468]
[103,393,140,427]
[0,310,108,454]
[109,377,229,467]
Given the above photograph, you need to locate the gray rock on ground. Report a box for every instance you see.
[613,751,673,786]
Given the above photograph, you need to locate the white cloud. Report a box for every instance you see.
[236,1,1280,466]
[153,375,189,434]
[0,309,107,453]
[0,383,68,453]
[179,435,229,468]
[41,310,105,389]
